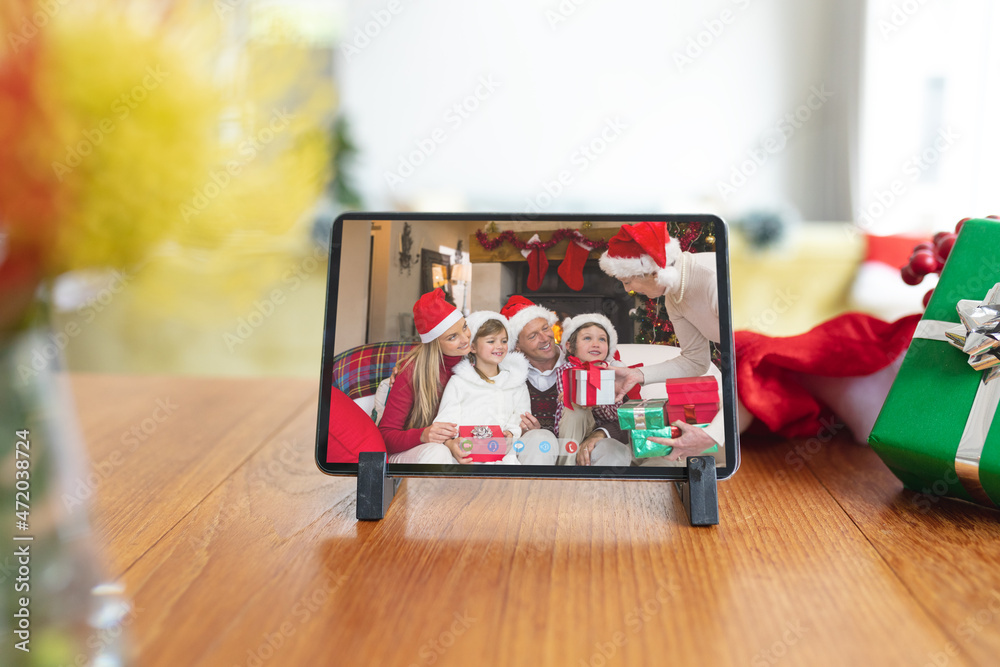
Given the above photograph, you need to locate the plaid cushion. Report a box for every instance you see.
[330,342,416,399]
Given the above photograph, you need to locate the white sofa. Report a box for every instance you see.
[614,344,722,399]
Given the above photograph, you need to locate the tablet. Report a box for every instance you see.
[315,213,739,481]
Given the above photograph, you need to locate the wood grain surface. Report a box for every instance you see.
[74,375,999,666]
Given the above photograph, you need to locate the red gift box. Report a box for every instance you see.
[665,376,719,402]
[665,377,720,424]
[457,425,506,462]
[666,404,719,424]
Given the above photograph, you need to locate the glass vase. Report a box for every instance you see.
[0,327,131,666]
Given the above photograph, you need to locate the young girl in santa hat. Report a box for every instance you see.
[552,313,628,449]
[433,312,531,464]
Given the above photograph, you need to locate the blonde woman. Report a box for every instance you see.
[379,289,471,464]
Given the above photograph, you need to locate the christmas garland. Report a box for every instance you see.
[475,223,711,253]
[474,227,609,252]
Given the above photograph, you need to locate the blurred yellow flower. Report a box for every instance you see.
[1,0,334,322]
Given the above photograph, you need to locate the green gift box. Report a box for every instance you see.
[631,425,718,458]
[869,218,1000,509]
[618,399,668,430]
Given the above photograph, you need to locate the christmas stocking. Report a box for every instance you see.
[521,234,549,291]
[557,238,589,291]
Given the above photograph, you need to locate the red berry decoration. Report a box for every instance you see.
[910,251,938,275]
[922,288,934,308]
[900,221,966,294]
[935,234,956,261]
[901,265,923,285]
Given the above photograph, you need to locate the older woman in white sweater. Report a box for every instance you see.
[581,220,728,467]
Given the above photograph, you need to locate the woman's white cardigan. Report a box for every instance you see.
[433,351,532,440]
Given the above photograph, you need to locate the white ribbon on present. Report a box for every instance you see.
[628,399,655,429]
[911,283,1000,507]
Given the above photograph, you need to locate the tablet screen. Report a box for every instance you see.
[315,214,738,481]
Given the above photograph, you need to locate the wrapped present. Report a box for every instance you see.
[665,376,720,404]
[665,376,720,424]
[631,425,719,458]
[562,356,615,408]
[869,218,1000,509]
[457,425,506,462]
[618,398,668,430]
[666,403,720,424]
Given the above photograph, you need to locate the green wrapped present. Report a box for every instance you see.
[631,425,718,458]
[618,398,668,430]
[869,218,1000,509]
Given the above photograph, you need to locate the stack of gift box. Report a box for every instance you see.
[560,357,723,459]
[617,377,721,458]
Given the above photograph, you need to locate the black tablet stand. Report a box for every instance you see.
[357,452,401,521]
[356,452,718,525]
[674,456,719,526]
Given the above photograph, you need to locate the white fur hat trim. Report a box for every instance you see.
[506,305,558,349]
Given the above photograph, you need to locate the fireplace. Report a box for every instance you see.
[505,259,635,344]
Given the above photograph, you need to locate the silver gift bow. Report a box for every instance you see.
[471,425,493,439]
[944,282,1000,384]
[912,282,1000,507]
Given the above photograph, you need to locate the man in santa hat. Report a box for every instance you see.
[500,295,575,464]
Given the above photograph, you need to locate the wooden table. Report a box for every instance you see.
[75,375,1000,666]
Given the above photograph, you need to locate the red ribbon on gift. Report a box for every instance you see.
[562,356,610,410]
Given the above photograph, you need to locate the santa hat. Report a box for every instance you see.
[500,295,558,348]
[598,221,683,291]
[465,310,509,342]
[413,288,463,344]
[560,313,618,359]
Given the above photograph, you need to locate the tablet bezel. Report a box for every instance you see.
[315,212,740,481]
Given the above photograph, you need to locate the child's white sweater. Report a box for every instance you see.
[434,351,531,439]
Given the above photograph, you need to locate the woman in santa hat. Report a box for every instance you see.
[379,289,473,464]
[595,220,728,463]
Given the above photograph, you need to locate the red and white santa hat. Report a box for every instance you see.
[560,313,618,359]
[413,288,463,344]
[465,310,509,342]
[500,295,558,348]
[598,221,683,291]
